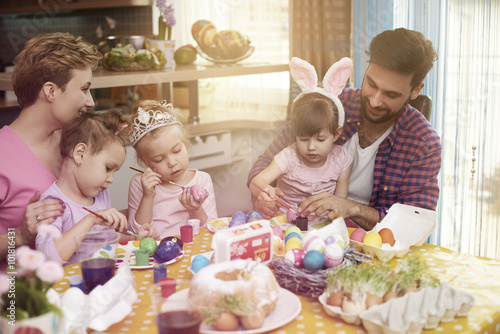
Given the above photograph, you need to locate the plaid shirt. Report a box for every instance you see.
[248,88,442,221]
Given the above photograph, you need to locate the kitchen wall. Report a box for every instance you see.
[0,6,153,66]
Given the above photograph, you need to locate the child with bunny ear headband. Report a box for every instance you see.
[249,57,353,222]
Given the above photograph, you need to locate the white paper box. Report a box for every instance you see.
[350,203,437,261]
[212,220,273,264]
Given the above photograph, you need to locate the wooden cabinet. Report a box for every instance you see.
[0,0,152,15]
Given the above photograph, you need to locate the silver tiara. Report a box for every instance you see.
[129,104,180,146]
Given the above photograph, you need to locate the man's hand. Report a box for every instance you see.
[298,192,349,220]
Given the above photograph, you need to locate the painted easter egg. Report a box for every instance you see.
[191,20,219,46]
[302,235,326,253]
[154,241,181,263]
[285,231,302,243]
[191,255,210,274]
[284,248,306,267]
[303,250,325,271]
[270,225,284,240]
[228,217,246,228]
[215,30,251,59]
[247,210,263,220]
[284,237,303,252]
[363,231,383,248]
[231,211,248,222]
[378,228,396,246]
[285,226,303,238]
[350,228,367,243]
[325,233,346,250]
[323,244,344,267]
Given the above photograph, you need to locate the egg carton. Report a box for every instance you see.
[350,204,437,261]
[360,282,476,334]
[318,282,476,333]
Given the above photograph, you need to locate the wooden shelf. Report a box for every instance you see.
[0,62,288,91]
[0,61,289,124]
[0,0,152,15]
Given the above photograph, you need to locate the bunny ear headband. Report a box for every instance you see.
[289,57,353,127]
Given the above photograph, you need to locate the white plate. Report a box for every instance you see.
[207,217,230,233]
[115,240,184,269]
[169,288,301,333]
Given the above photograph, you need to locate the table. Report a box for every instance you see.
[53,227,500,333]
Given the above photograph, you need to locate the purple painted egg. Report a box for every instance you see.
[154,241,181,263]
[228,217,246,228]
[231,211,248,222]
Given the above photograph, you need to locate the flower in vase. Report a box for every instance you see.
[157,0,176,41]
[0,226,63,321]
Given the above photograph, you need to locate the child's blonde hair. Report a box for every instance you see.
[60,109,128,158]
[290,92,340,139]
[129,100,190,167]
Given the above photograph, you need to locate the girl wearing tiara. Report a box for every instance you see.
[127,100,218,238]
[250,57,353,220]
[35,110,156,264]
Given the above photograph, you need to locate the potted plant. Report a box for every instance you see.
[146,0,176,68]
[0,225,64,334]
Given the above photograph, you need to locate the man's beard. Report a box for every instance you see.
[360,94,409,124]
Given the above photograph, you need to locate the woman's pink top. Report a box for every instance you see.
[0,126,57,233]
[127,169,218,239]
[0,126,57,272]
[274,143,352,209]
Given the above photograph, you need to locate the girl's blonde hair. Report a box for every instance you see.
[60,109,129,158]
[130,100,189,166]
[290,92,340,139]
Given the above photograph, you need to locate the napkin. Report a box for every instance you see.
[57,265,137,333]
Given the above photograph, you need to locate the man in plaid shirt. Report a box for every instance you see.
[248,28,441,231]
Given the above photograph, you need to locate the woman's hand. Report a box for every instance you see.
[18,192,65,245]
[140,168,162,198]
[94,208,128,232]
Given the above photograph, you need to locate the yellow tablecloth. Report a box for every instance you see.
[53,227,500,334]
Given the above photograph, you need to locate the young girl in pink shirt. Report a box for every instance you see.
[249,57,353,221]
[128,100,218,239]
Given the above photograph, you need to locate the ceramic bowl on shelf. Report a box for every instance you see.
[195,45,254,64]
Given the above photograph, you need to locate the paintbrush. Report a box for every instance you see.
[82,207,141,239]
[129,166,186,189]
[251,182,299,216]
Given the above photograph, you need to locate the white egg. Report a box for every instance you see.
[61,287,87,314]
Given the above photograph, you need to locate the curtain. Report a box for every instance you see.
[435,0,500,259]
[354,0,500,259]
[288,0,351,117]
[351,0,393,88]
